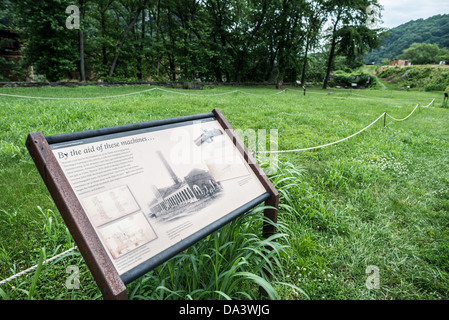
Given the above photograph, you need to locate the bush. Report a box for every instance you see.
[329,73,374,88]
[424,84,446,91]
[378,67,395,78]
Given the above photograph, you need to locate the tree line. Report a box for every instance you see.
[1,0,383,88]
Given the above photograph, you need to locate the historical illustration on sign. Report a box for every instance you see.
[147,150,223,224]
[97,212,157,259]
[51,119,267,276]
[81,185,140,227]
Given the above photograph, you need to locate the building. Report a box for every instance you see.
[0,29,21,59]
[0,29,22,81]
[148,151,221,216]
[390,59,411,67]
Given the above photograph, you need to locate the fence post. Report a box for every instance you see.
[383,112,386,127]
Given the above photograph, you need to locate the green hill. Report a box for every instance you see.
[365,14,449,64]
[375,64,449,91]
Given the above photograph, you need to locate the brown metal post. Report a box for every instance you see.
[26,132,128,300]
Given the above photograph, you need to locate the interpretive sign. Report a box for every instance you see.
[26,109,278,300]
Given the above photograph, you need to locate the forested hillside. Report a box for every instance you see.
[365,14,449,64]
[1,0,381,87]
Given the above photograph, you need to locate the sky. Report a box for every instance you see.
[378,0,449,29]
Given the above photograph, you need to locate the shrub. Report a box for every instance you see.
[424,84,446,91]
[378,67,395,78]
[330,73,375,88]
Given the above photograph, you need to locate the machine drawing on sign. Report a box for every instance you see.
[194,128,223,146]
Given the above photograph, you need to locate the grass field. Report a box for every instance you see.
[0,85,448,300]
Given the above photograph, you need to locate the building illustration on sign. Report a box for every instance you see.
[148,150,222,220]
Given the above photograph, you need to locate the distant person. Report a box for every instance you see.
[444,92,448,103]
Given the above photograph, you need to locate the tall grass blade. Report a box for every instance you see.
[28,247,45,300]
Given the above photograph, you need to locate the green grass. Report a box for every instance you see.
[0,85,448,300]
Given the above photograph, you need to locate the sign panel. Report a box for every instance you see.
[46,116,268,280]
[27,109,278,299]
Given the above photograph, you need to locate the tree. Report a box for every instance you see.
[203,0,235,82]
[158,0,213,81]
[270,0,308,88]
[74,0,87,82]
[85,0,115,78]
[3,0,385,84]
[108,2,143,77]
[300,0,327,85]
[237,0,309,87]
[12,0,79,82]
[0,0,26,81]
[322,0,382,89]
[399,42,449,65]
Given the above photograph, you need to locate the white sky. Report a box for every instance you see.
[378,0,449,29]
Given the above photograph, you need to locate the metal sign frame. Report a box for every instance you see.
[26,108,278,300]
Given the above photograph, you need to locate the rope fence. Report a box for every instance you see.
[422,98,435,108]
[0,88,158,100]
[0,87,288,99]
[385,104,419,122]
[1,86,438,101]
[258,99,434,155]
[0,97,436,287]
[258,112,385,154]
[0,246,78,286]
